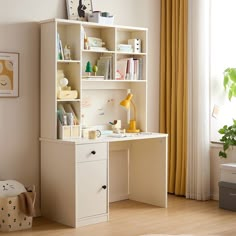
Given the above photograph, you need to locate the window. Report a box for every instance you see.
[210,0,236,142]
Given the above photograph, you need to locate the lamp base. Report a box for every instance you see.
[127,129,140,133]
[127,120,140,133]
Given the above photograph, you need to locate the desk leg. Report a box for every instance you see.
[129,137,167,207]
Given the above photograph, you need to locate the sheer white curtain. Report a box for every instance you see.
[186,0,211,200]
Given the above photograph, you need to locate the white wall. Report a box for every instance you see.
[0,0,160,215]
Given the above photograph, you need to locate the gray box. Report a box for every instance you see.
[219,181,236,211]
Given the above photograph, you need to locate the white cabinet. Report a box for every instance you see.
[76,161,107,219]
[41,140,108,227]
[76,143,108,226]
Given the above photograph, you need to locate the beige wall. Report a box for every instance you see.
[0,0,160,214]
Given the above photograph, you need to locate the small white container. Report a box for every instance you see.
[128,39,142,53]
[88,13,114,25]
[220,163,236,184]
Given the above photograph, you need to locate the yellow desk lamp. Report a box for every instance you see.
[120,93,140,133]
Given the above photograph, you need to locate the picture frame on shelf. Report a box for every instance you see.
[0,52,19,98]
[66,0,93,21]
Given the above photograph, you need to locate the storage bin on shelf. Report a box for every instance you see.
[88,13,114,25]
[58,122,80,139]
[0,196,32,232]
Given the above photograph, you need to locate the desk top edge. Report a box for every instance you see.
[40,133,168,145]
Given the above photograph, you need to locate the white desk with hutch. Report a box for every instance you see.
[40,18,168,227]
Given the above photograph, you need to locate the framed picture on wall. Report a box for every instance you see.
[0,52,19,98]
[66,0,93,21]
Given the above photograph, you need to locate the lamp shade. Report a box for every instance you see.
[119,93,140,133]
[120,93,133,109]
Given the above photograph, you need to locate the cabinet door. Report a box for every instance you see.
[76,160,107,219]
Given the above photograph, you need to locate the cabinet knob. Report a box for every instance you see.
[91,150,96,155]
[102,185,107,190]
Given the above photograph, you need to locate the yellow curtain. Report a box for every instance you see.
[159,0,188,195]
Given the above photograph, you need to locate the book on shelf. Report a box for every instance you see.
[126,58,134,80]
[116,57,143,80]
[116,59,127,80]
[96,55,113,80]
[137,58,143,80]
[57,33,64,60]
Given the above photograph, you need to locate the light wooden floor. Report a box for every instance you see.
[2,195,236,236]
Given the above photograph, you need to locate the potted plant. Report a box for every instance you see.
[218,68,236,158]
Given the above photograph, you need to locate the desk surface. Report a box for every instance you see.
[40,132,168,145]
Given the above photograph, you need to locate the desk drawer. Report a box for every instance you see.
[76,143,108,162]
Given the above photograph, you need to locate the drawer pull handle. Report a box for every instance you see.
[102,185,107,190]
[91,151,96,155]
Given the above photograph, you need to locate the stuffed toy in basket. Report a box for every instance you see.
[0,180,36,232]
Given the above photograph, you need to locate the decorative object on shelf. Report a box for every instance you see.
[88,11,114,25]
[84,32,89,50]
[120,93,140,133]
[64,45,71,60]
[88,37,104,47]
[66,0,93,21]
[85,61,93,76]
[84,37,107,51]
[0,52,19,97]
[111,120,122,133]
[57,70,78,99]
[92,65,98,76]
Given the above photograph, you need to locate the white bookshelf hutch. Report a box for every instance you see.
[40,18,167,228]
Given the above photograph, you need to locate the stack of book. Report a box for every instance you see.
[116,58,143,80]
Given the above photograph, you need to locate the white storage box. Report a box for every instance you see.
[128,39,142,53]
[88,13,114,25]
[57,90,78,99]
[220,163,236,184]
[0,196,32,232]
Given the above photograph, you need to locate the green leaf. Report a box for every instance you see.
[224,68,230,73]
[219,150,227,158]
[224,75,229,90]
[228,89,233,100]
[223,142,229,151]
[218,128,226,134]
[228,68,236,83]
[232,84,236,97]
